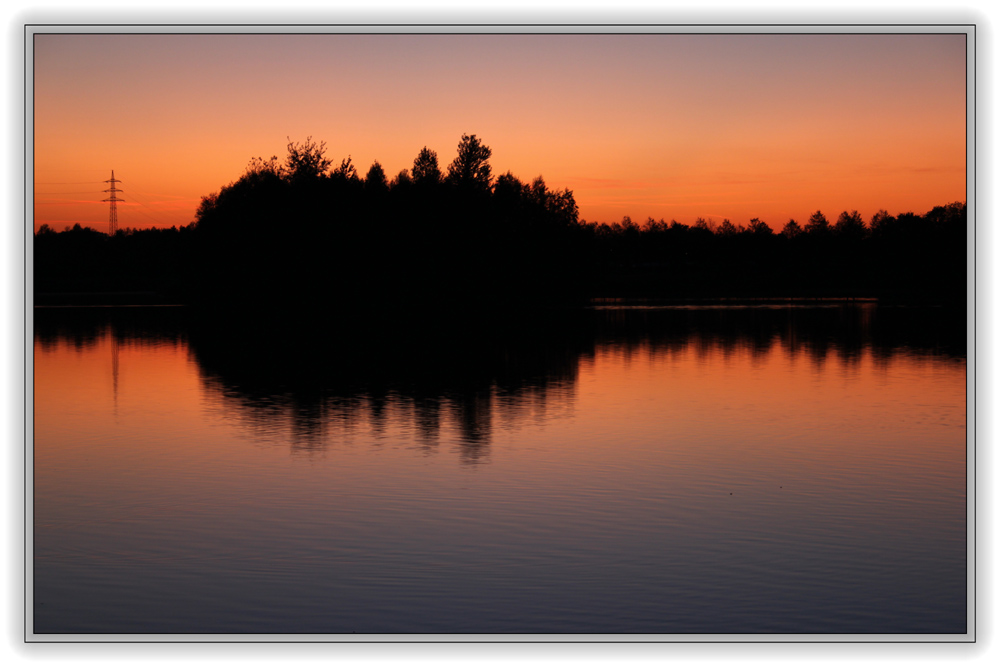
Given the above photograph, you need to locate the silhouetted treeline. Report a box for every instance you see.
[33,135,967,308]
[581,204,966,305]
[33,222,197,304]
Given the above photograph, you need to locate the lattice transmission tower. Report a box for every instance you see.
[103,170,124,235]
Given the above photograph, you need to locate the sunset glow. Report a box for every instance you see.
[32,31,968,233]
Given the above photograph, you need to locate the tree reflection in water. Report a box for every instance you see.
[181,303,965,459]
[34,303,966,462]
[186,308,593,461]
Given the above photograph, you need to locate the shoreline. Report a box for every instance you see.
[31,293,964,310]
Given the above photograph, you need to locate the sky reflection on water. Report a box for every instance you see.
[33,305,967,634]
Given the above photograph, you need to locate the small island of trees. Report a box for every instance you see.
[34,134,967,311]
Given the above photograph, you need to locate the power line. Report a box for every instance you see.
[125,205,175,228]
[34,181,104,185]
[34,191,99,195]
[33,199,103,205]
[121,185,184,227]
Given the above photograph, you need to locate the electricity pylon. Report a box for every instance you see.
[103,171,124,235]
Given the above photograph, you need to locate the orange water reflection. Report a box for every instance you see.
[34,305,966,475]
[33,305,967,633]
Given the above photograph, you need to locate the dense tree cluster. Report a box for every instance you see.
[34,134,967,309]
[191,134,586,309]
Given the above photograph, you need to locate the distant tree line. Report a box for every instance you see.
[33,135,967,309]
[34,222,196,303]
[581,202,966,303]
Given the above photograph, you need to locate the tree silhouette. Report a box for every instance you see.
[284,137,332,182]
[392,169,412,188]
[805,210,830,236]
[780,219,803,238]
[412,147,442,185]
[331,156,359,182]
[717,219,739,236]
[447,133,492,190]
[834,210,866,239]
[869,209,894,236]
[244,155,283,180]
[493,171,525,201]
[746,217,772,236]
[365,161,389,191]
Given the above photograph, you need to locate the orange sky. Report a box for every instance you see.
[31,31,968,233]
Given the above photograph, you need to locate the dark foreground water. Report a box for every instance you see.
[32,304,968,635]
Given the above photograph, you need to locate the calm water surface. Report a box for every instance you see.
[33,305,968,634]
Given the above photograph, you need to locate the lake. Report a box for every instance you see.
[31,303,969,636]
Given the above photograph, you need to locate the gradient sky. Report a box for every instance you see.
[32,32,968,233]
